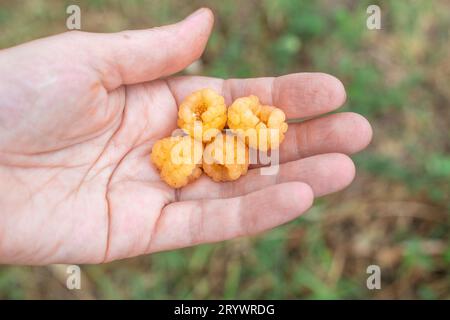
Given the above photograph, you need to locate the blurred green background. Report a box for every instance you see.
[0,0,449,299]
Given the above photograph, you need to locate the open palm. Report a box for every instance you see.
[0,9,372,265]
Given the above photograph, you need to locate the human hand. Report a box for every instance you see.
[0,8,372,265]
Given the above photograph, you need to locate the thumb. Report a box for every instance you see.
[88,8,214,90]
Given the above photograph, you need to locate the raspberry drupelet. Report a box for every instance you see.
[150,136,203,188]
[177,88,227,142]
[227,95,288,151]
[202,133,249,182]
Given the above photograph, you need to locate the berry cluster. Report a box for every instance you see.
[151,88,288,188]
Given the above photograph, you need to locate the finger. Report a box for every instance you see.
[180,153,355,200]
[147,182,313,253]
[88,8,214,90]
[166,73,346,118]
[278,112,373,163]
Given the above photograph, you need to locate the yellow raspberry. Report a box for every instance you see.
[203,133,249,182]
[227,95,288,151]
[150,136,203,188]
[177,88,227,142]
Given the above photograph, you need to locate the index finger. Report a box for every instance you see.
[166,72,346,118]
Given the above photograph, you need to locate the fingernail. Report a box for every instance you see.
[185,8,210,22]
